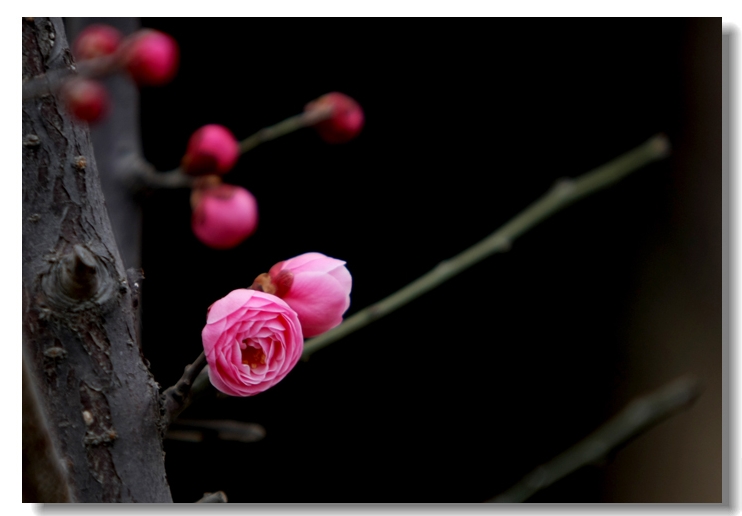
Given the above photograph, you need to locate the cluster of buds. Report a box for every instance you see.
[61,24,179,123]
[183,125,256,249]
[184,92,364,250]
[202,253,352,396]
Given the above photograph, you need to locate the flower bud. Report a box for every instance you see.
[181,124,240,176]
[122,29,179,86]
[60,78,109,123]
[191,184,258,249]
[252,252,351,338]
[304,92,364,144]
[72,24,123,60]
[202,289,303,396]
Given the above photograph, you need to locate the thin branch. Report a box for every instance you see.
[487,375,703,503]
[302,134,671,359]
[161,352,207,426]
[195,491,228,503]
[239,105,333,154]
[135,104,334,188]
[166,418,266,443]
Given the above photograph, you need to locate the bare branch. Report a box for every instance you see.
[161,352,208,426]
[487,375,703,503]
[166,419,266,443]
[302,134,671,359]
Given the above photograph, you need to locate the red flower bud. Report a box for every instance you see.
[122,29,179,86]
[60,78,109,123]
[252,253,352,337]
[191,184,258,249]
[181,124,240,176]
[305,92,364,144]
[72,24,123,60]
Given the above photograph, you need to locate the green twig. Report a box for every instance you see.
[238,105,333,154]
[487,374,702,503]
[302,134,671,359]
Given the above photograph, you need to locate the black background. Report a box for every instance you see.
[128,18,720,502]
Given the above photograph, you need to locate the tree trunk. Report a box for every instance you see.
[22,17,172,502]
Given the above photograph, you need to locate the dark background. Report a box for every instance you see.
[127,18,720,502]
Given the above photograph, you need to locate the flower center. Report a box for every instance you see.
[241,340,266,369]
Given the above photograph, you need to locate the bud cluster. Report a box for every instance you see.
[185,93,363,250]
[62,24,180,123]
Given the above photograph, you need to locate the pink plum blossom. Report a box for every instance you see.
[252,252,352,338]
[191,184,258,249]
[202,289,303,396]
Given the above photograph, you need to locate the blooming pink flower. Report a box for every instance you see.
[252,252,352,338]
[191,184,258,249]
[72,24,122,60]
[181,124,240,176]
[202,289,303,396]
[122,29,179,86]
[304,92,364,144]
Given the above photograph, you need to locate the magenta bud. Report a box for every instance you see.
[122,29,179,86]
[305,92,364,144]
[60,78,109,123]
[263,252,352,338]
[72,24,123,60]
[191,184,258,250]
[181,124,240,176]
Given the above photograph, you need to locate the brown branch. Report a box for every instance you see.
[161,352,208,426]
[487,375,703,503]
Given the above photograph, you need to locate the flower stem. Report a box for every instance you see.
[150,105,334,184]
[487,374,702,503]
[301,134,671,359]
[238,104,333,154]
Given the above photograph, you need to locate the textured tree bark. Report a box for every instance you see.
[64,17,147,270]
[22,18,172,502]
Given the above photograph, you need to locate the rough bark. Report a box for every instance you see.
[22,18,172,502]
[64,17,147,270]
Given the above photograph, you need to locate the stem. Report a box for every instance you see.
[239,105,333,154]
[147,106,333,185]
[161,352,207,426]
[141,101,334,189]
[487,375,702,503]
[302,134,671,359]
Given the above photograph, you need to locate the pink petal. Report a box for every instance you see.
[206,289,254,324]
